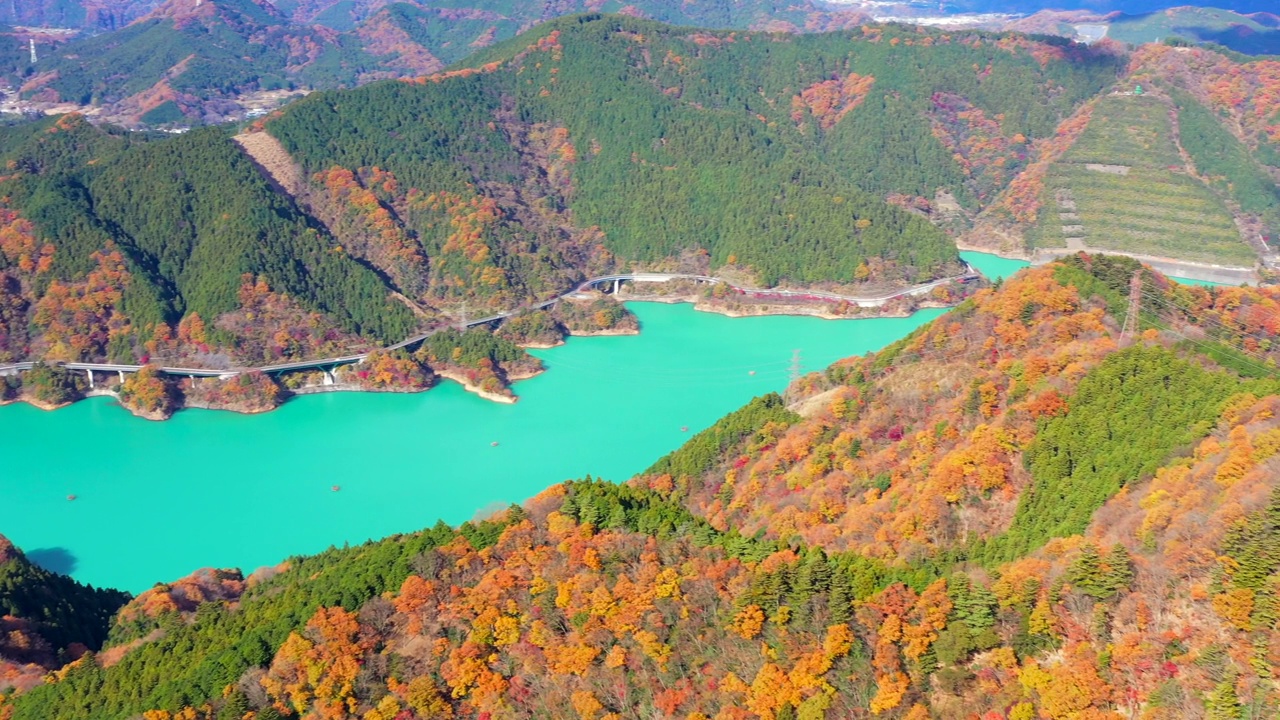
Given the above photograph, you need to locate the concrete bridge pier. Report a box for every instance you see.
[322,368,336,386]
[613,278,621,295]
[117,370,125,384]
[85,370,94,389]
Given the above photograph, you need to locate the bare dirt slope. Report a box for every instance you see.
[232,130,307,198]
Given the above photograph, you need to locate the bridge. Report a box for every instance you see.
[0,266,975,383]
[576,270,975,307]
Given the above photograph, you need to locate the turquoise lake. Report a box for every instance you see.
[959,250,1230,288]
[0,251,1225,593]
[960,251,1029,281]
[0,300,949,593]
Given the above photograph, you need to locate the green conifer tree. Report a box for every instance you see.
[1101,544,1134,598]
[1204,680,1243,720]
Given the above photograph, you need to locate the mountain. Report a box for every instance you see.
[0,114,417,365]
[0,0,155,32]
[961,39,1280,269]
[0,16,1122,381]
[12,1,1276,128]
[0,0,874,125]
[943,0,1279,13]
[0,0,869,34]
[1006,6,1280,56]
[0,0,460,126]
[3,254,1279,719]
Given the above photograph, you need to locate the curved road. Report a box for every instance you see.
[0,267,975,380]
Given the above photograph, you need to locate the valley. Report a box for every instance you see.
[4,253,1280,720]
[3,8,1280,720]
[0,300,947,593]
[1,16,1129,422]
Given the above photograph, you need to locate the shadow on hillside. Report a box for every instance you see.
[26,547,77,575]
[1177,25,1280,56]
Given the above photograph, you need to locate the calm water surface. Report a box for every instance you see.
[0,253,1217,591]
[1,301,946,592]
[960,251,1029,281]
[960,250,1231,288]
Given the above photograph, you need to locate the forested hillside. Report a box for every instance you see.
[0,114,415,367]
[968,40,1280,266]
[265,15,1117,299]
[0,534,130,694]
[4,253,1280,720]
[0,16,1124,372]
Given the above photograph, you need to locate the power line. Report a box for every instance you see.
[1141,313,1277,377]
[1142,291,1278,344]
[1141,294,1277,362]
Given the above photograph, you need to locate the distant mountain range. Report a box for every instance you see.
[941,0,1277,12]
[0,0,872,125]
[2,1,1278,127]
[1008,6,1280,55]
[3,0,868,33]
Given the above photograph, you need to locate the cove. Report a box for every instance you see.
[960,251,1029,282]
[961,250,1229,287]
[0,302,945,593]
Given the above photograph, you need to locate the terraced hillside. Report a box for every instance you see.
[1030,93,1254,265]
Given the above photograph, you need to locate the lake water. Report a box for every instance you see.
[960,251,1029,281]
[960,250,1230,288]
[1,251,1222,593]
[0,301,948,593]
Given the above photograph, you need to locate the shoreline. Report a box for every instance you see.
[516,339,565,350]
[0,294,957,420]
[624,293,938,321]
[433,368,518,404]
[956,240,1259,286]
[568,326,641,337]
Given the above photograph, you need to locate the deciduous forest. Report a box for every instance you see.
[4,13,1280,720]
[4,254,1280,719]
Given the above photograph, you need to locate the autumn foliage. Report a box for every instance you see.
[316,166,428,297]
[6,257,1280,720]
[791,73,875,130]
[118,365,178,419]
[180,371,283,414]
[32,246,133,363]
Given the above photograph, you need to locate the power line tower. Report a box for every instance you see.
[1120,271,1143,345]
